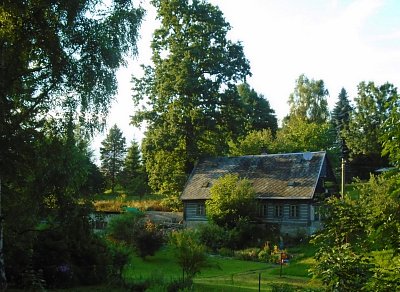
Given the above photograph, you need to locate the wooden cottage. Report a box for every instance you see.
[180,151,337,236]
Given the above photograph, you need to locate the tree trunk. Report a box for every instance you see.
[0,178,7,291]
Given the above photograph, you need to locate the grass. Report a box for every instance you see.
[93,191,172,212]
[123,243,323,291]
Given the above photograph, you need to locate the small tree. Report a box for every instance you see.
[206,174,257,229]
[169,230,209,281]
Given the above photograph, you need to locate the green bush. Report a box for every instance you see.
[197,223,227,251]
[218,247,234,257]
[258,248,272,262]
[270,283,295,292]
[134,220,165,258]
[106,242,131,285]
[234,248,260,261]
[107,212,165,259]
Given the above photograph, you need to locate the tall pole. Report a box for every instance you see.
[341,158,345,199]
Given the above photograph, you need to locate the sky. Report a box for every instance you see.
[91,0,400,162]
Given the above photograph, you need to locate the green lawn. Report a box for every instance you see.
[124,244,323,291]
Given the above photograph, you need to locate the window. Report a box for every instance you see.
[259,203,268,217]
[289,205,299,218]
[274,205,283,218]
[196,204,206,216]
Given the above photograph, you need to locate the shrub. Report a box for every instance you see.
[31,208,112,288]
[270,283,295,292]
[106,242,131,285]
[234,248,260,261]
[218,247,234,257]
[134,220,165,258]
[107,213,165,259]
[197,223,227,251]
[258,247,272,262]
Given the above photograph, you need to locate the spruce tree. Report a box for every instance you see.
[100,125,126,194]
[331,88,352,159]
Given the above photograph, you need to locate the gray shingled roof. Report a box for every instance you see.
[180,151,327,201]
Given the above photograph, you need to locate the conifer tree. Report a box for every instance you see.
[100,125,126,194]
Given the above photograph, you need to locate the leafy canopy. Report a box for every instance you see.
[287,74,329,124]
[132,0,251,204]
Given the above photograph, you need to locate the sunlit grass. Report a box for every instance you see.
[123,243,323,291]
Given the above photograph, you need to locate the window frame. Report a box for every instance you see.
[196,203,206,216]
[274,204,283,218]
[259,203,268,217]
[289,204,299,218]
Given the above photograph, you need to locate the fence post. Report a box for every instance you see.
[258,272,261,292]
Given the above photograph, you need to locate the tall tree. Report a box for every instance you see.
[237,83,278,134]
[100,125,127,194]
[331,88,353,159]
[275,116,334,154]
[343,82,395,178]
[1,1,143,287]
[119,140,148,197]
[287,74,329,123]
[132,0,251,206]
[229,129,276,156]
[381,86,400,167]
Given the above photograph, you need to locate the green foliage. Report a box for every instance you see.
[206,174,257,229]
[119,140,149,197]
[106,241,132,285]
[1,0,144,288]
[198,220,265,251]
[141,130,187,206]
[132,0,251,200]
[311,172,400,291]
[287,74,329,123]
[32,204,113,288]
[367,250,400,291]
[1,0,144,134]
[344,82,395,157]
[237,83,278,134]
[134,220,165,259]
[197,223,227,252]
[107,213,165,259]
[355,173,400,251]
[312,243,372,291]
[229,129,275,156]
[3,125,105,288]
[331,88,352,159]
[169,229,209,280]
[381,87,400,167]
[276,116,334,153]
[100,124,127,194]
